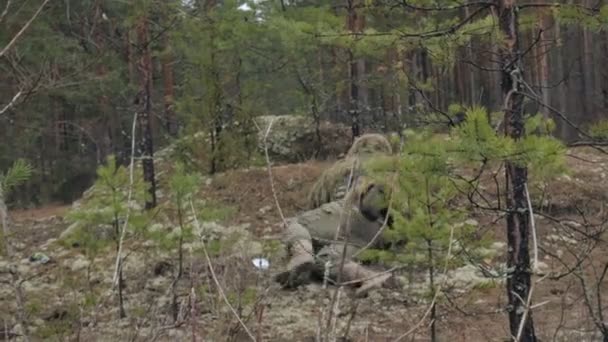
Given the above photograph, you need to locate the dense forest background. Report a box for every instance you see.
[1,0,607,205]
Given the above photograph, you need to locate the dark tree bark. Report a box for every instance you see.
[346,0,363,140]
[496,0,537,341]
[209,50,223,175]
[137,15,157,210]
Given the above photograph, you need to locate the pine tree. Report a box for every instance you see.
[0,160,33,255]
[66,155,149,318]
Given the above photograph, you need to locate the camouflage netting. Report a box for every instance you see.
[347,133,393,156]
[307,133,396,209]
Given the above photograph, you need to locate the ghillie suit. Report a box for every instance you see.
[307,133,394,210]
[275,182,402,296]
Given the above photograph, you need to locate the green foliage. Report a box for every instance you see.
[169,162,201,208]
[450,107,566,183]
[197,202,238,222]
[516,134,567,182]
[451,107,514,163]
[554,4,608,31]
[65,155,150,257]
[361,129,481,273]
[151,162,201,252]
[361,105,567,293]
[589,120,608,139]
[0,159,33,198]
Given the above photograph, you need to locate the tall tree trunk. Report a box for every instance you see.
[407,50,418,109]
[126,29,136,85]
[534,4,551,122]
[346,0,362,140]
[162,34,178,137]
[463,5,477,105]
[419,48,430,108]
[579,33,591,118]
[554,16,569,139]
[209,50,223,174]
[331,48,344,122]
[93,2,119,162]
[581,0,595,121]
[496,0,537,340]
[348,49,360,139]
[602,30,608,113]
[137,14,157,210]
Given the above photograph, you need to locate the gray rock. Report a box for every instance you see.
[69,256,90,272]
[254,115,350,162]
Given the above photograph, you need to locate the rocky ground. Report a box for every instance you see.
[2,132,608,341]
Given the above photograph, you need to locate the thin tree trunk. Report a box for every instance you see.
[137,14,157,209]
[427,239,437,342]
[496,0,537,340]
[113,218,126,318]
[0,186,11,256]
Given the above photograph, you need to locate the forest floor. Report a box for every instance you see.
[2,147,608,341]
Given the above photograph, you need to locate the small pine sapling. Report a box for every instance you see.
[0,159,33,339]
[372,130,482,342]
[66,155,149,318]
[0,159,33,256]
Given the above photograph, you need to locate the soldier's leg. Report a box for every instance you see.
[285,220,314,269]
[275,220,323,288]
[317,244,395,296]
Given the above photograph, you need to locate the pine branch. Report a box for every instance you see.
[1,159,33,196]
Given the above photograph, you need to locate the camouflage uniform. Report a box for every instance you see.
[277,186,396,296]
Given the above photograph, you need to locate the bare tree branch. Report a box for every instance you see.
[0,0,51,59]
[0,90,22,116]
[0,0,12,24]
